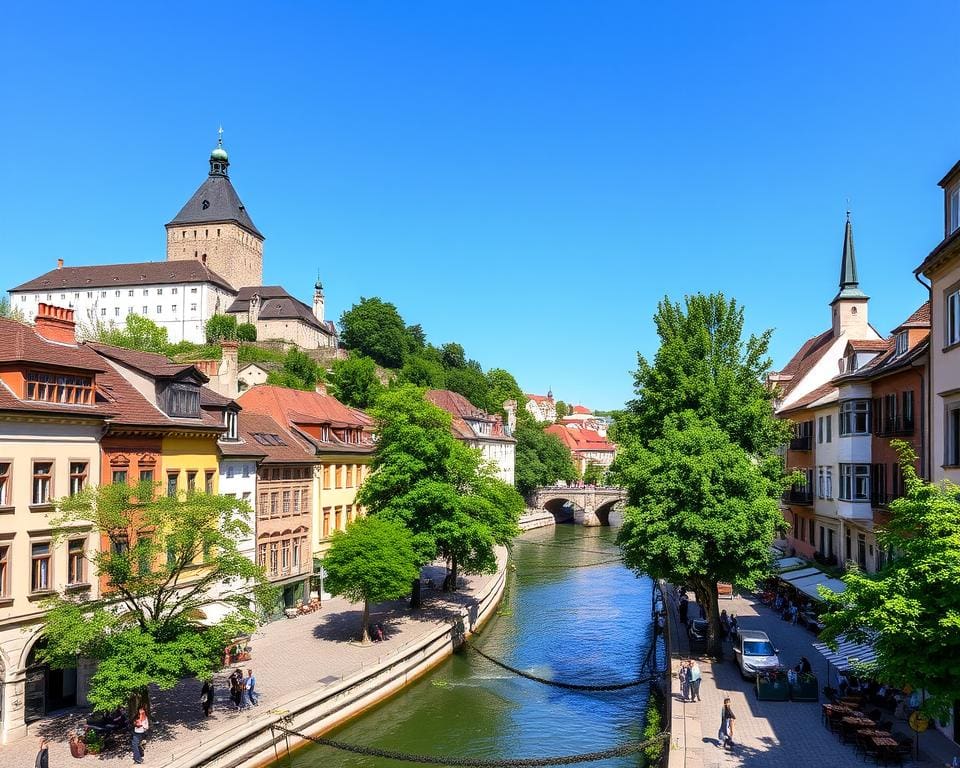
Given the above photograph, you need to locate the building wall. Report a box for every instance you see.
[250,317,334,350]
[314,458,371,557]
[0,419,102,744]
[160,436,221,497]
[478,440,515,485]
[254,464,312,588]
[9,282,235,344]
[219,458,258,563]
[929,257,960,484]
[166,222,263,291]
[811,403,841,564]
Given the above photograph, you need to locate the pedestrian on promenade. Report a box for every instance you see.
[688,660,702,702]
[35,738,49,768]
[718,697,736,750]
[131,706,149,764]
[245,669,259,706]
[229,669,243,711]
[678,595,689,625]
[678,660,690,701]
[200,679,215,717]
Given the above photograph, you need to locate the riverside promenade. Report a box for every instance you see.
[3,554,506,768]
[666,588,958,768]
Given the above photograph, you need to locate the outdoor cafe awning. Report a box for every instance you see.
[812,634,878,672]
[790,572,847,602]
[779,566,822,583]
[774,556,806,572]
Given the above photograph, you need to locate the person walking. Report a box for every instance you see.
[245,669,259,707]
[230,669,243,711]
[678,594,689,625]
[132,706,149,764]
[688,660,702,702]
[678,660,690,701]
[718,697,736,750]
[200,679,215,717]
[35,738,49,768]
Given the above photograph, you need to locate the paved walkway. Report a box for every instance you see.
[667,587,958,768]
[3,561,500,768]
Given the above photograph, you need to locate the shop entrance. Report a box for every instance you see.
[24,639,77,722]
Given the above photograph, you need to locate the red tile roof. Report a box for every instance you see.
[571,405,592,414]
[525,393,554,403]
[894,301,931,331]
[848,339,890,352]
[86,343,208,381]
[0,318,107,371]
[228,412,318,464]
[426,389,515,443]
[777,383,837,415]
[545,424,615,454]
[773,328,835,398]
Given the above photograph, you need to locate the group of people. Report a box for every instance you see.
[677,659,703,702]
[228,668,259,712]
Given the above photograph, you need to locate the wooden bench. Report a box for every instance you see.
[717,582,734,600]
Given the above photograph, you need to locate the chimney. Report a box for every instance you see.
[34,304,77,344]
[503,399,517,433]
[57,258,64,270]
[218,341,240,398]
[315,382,328,396]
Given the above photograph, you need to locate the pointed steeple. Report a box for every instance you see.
[832,210,868,303]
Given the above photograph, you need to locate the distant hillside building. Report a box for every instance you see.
[426,390,516,485]
[525,391,556,423]
[546,423,616,477]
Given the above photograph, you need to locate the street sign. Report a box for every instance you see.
[908,711,929,733]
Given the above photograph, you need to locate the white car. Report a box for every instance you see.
[734,629,780,679]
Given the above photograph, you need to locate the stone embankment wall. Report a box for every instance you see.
[165,549,508,768]
[518,508,557,531]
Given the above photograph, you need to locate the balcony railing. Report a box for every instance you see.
[783,488,814,505]
[874,418,915,437]
[789,435,813,451]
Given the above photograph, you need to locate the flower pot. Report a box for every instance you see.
[790,675,819,702]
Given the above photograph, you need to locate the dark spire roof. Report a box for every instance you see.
[832,211,868,303]
[166,136,263,238]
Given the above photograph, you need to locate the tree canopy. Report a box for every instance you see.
[266,348,324,391]
[93,314,170,354]
[205,313,239,342]
[818,443,960,720]
[328,354,385,409]
[39,482,269,712]
[324,516,422,643]
[613,293,790,656]
[514,419,577,495]
[357,385,523,590]
[339,297,411,369]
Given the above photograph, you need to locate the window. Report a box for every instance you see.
[948,404,960,467]
[825,466,833,498]
[101,308,107,316]
[161,383,200,417]
[0,544,8,596]
[167,472,179,497]
[857,533,867,570]
[809,516,816,546]
[293,538,301,569]
[293,489,301,514]
[172,305,177,313]
[872,463,887,505]
[32,462,52,505]
[281,540,290,573]
[323,465,331,489]
[31,542,51,592]
[114,290,121,298]
[950,186,960,235]
[0,462,11,506]
[269,542,278,576]
[172,287,178,295]
[282,490,290,515]
[114,307,120,317]
[817,466,825,498]
[69,462,87,495]
[903,391,914,430]
[157,288,163,295]
[140,469,154,483]
[948,288,960,347]
[191,287,198,294]
[112,469,127,485]
[187,471,197,492]
[891,462,904,500]
[895,331,908,356]
[839,463,871,501]
[346,465,353,487]
[25,371,94,404]
[270,492,278,516]
[226,411,238,440]
[112,537,129,556]
[156,305,162,314]
[839,400,870,435]
[142,305,148,314]
[67,539,85,584]
[226,464,235,479]
[826,414,832,443]
[242,463,251,478]
[204,471,214,494]
[258,492,268,519]
[817,417,823,444]
[323,507,331,537]
[190,303,198,312]
[100,291,106,298]
[128,289,134,297]
[258,543,267,568]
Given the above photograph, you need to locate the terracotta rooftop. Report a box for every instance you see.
[86,342,208,381]
[224,412,317,464]
[571,405,592,415]
[773,328,835,399]
[10,260,234,294]
[894,301,931,331]
[426,389,515,443]
[777,383,838,415]
[546,424,615,453]
[848,339,890,352]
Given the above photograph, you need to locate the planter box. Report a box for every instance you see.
[790,676,819,702]
[756,677,790,701]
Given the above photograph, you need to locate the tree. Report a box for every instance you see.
[555,400,569,420]
[406,323,427,353]
[582,462,606,486]
[323,516,421,643]
[399,355,446,389]
[38,481,268,713]
[513,419,577,496]
[818,443,960,720]
[485,368,525,420]
[445,365,492,411]
[0,296,26,322]
[357,385,523,591]
[95,314,169,354]
[440,342,467,369]
[236,322,257,342]
[329,354,384,409]
[205,313,239,342]
[339,297,410,368]
[267,348,323,391]
[613,293,790,657]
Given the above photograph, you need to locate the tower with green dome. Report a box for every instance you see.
[165,129,264,290]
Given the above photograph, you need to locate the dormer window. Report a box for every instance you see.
[895,331,908,357]
[25,371,93,404]
[950,185,960,235]
[159,382,200,418]
[225,411,238,440]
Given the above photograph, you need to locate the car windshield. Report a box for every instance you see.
[743,640,775,656]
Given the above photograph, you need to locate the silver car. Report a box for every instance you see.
[734,629,780,679]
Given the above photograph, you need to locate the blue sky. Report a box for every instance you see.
[2,2,957,409]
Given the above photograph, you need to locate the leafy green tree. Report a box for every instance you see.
[614,294,790,657]
[514,420,577,495]
[329,354,384,409]
[0,296,26,322]
[267,348,323,391]
[357,385,523,591]
[582,462,606,486]
[819,442,960,720]
[399,355,446,389]
[555,400,569,420]
[236,322,257,342]
[445,365,492,411]
[95,314,169,354]
[205,313,239,342]
[486,368,525,419]
[406,323,427,353]
[39,481,268,713]
[339,297,409,368]
[324,516,422,643]
[440,342,467,369]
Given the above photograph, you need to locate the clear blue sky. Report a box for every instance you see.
[2,2,957,410]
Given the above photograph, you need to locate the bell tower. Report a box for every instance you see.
[830,211,869,338]
[165,130,264,290]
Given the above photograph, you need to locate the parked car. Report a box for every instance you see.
[733,629,780,679]
[687,618,709,650]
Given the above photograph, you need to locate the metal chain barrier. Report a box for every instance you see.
[464,639,655,691]
[511,540,617,556]
[270,722,670,766]
[519,556,624,570]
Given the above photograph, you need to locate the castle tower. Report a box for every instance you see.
[830,211,869,337]
[313,276,325,324]
[165,130,264,290]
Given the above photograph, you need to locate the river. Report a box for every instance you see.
[280,523,658,768]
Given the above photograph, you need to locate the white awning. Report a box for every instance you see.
[812,634,878,672]
[790,572,847,602]
[780,566,822,582]
[774,556,806,572]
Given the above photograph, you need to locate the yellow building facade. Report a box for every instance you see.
[313,454,372,557]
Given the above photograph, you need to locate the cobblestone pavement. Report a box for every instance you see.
[668,588,958,768]
[2,561,498,768]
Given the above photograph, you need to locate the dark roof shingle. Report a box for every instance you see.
[10,261,234,294]
[166,174,262,238]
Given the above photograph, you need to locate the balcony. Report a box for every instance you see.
[789,435,813,451]
[874,418,915,437]
[783,488,814,505]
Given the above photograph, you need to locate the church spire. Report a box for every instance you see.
[832,209,868,303]
[209,126,229,176]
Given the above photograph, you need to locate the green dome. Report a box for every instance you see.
[211,145,229,162]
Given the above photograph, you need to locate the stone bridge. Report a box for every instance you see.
[528,486,628,527]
